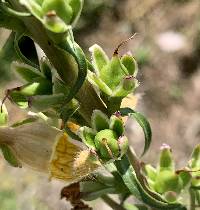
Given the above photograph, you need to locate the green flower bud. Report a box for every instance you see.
[79,110,128,162]
[42,0,73,24]
[144,164,157,181]
[109,114,124,137]
[43,12,69,33]
[154,171,183,194]
[158,144,175,172]
[88,44,139,99]
[112,76,138,98]
[164,191,178,203]
[42,0,83,27]
[94,129,119,160]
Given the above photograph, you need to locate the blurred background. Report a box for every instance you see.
[0,0,200,209]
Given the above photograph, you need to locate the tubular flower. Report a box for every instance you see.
[0,121,101,181]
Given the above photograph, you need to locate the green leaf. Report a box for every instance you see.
[0,32,16,82]
[100,55,128,90]
[0,144,21,167]
[91,110,109,132]
[0,8,25,31]
[79,126,96,149]
[88,71,112,95]
[89,44,109,74]
[40,58,52,81]
[80,181,116,201]
[57,38,87,106]
[28,94,65,112]
[109,115,124,137]
[115,156,184,209]
[9,91,28,109]
[120,108,152,155]
[12,62,43,82]
[121,54,138,76]
[19,0,43,20]
[18,79,52,96]
[70,0,84,26]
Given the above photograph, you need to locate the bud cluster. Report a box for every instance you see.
[20,0,83,33]
[88,44,138,113]
[143,144,200,203]
[79,110,129,162]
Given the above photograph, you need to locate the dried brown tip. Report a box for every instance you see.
[61,183,93,210]
[113,33,137,56]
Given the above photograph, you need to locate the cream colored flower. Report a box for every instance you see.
[0,121,101,182]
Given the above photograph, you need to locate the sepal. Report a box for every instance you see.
[89,44,109,75]
[91,110,109,132]
[78,126,96,149]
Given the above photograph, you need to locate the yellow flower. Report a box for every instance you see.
[0,121,101,182]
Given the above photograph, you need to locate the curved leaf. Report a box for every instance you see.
[120,108,152,155]
[115,155,185,210]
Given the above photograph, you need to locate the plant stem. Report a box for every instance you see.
[189,188,196,210]
[8,0,107,124]
[101,195,126,210]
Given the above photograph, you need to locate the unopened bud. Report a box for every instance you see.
[158,144,175,172]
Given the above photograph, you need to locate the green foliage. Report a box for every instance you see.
[0,1,199,210]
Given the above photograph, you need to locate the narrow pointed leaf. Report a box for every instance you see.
[120,108,152,155]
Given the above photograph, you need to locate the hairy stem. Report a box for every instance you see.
[8,0,107,124]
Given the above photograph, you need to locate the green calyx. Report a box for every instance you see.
[42,0,73,24]
[79,110,128,162]
[88,44,138,112]
[143,144,192,203]
[94,129,119,160]
[20,0,83,33]
[89,45,138,96]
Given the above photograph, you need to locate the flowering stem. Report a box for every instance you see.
[7,0,107,124]
[101,195,126,210]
